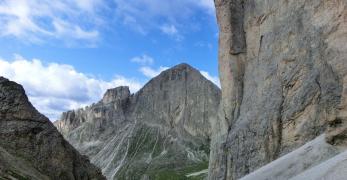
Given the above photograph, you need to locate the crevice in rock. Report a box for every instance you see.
[257,35,264,63]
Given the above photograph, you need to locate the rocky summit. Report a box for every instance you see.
[209,0,347,179]
[55,63,221,179]
[0,77,105,180]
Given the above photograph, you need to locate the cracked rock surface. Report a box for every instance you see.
[210,0,347,179]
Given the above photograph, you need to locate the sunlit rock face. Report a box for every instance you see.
[55,63,221,179]
[0,77,105,180]
[210,0,347,179]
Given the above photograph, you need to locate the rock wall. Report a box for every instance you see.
[209,0,347,179]
[55,64,221,179]
[0,77,105,180]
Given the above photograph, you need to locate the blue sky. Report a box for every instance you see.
[0,0,219,120]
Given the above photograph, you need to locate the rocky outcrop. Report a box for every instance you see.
[55,63,221,179]
[210,0,347,179]
[0,77,105,179]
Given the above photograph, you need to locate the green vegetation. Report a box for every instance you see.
[115,124,209,180]
[0,170,30,180]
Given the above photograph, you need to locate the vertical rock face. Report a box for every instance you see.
[102,86,130,104]
[210,0,347,179]
[55,63,221,179]
[0,77,105,180]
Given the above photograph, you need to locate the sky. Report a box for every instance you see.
[0,0,219,120]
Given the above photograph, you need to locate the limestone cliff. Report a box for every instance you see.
[0,77,105,180]
[55,63,221,179]
[209,0,347,179]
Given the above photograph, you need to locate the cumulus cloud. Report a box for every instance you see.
[0,55,143,120]
[131,54,154,65]
[200,70,220,87]
[140,66,170,78]
[0,0,105,44]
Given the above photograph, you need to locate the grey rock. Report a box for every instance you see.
[0,76,105,180]
[102,86,130,104]
[290,148,347,180]
[240,134,341,180]
[210,0,347,179]
[55,63,221,179]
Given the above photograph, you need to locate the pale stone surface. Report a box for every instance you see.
[236,134,347,180]
[210,0,347,179]
[240,135,341,180]
[0,77,105,180]
[291,149,347,180]
[55,64,221,179]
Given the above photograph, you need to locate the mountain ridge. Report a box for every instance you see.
[55,63,221,179]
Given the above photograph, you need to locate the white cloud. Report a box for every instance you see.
[52,19,99,40]
[140,66,169,78]
[0,55,143,120]
[0,0,105,44]
[75,0,104,12]
[0,0,215,43]
[160,24,183,41]
[114,0,215,36]
[131,54,154,65]
[160,24,178,35]
[200,70,220,87]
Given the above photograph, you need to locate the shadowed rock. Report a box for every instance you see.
[0,76,105,180]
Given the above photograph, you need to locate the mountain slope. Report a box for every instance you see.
[0,77,105,179]
[55,63,221,179]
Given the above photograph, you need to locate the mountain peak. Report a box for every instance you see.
[172,63,193,69]
[56,63,221,179]
[0,76,41,121]
[102,86,130,104]
[148,63,203,84]
[163,63,196,74]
